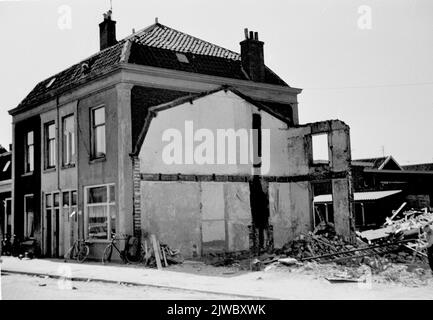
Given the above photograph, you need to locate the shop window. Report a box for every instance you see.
[86,184,115,240]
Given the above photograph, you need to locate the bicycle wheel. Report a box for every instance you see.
[76,244,90,263]
[102,244,113,264]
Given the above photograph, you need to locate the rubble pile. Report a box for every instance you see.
[386,209,433,235]
[357,207,433,264]
[288,261,433,287]
[281,233,359,261]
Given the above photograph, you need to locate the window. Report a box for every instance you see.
[45,122,56,168]
[176,53,189,63]
[91,106,106,158]
[25,131,34,172]
[312,133,329,164]
[4,198,12,235]
[24,194,34,238]
[62,190,77,221]
[85,184,115,240]
[62,115,75,166]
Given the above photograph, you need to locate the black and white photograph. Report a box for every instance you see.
[0,0,433,309]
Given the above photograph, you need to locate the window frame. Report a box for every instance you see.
[90,105,106,159]
[24,130,34,173]
[24,194,34,238]
[84,183,116,242]
[44,121,56,169]
[62,114,76,167]
[4,197,12,235]
[311,133,330,165]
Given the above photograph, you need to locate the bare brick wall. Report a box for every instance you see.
[132,155,142,238]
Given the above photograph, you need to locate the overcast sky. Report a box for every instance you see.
[0,0,432,164]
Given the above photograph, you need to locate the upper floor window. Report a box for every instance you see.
[25,131,34,173]
[62,115,75,166]
[91,106,106,158]
[45,122,56,169]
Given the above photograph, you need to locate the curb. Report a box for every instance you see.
[1,269,274,300]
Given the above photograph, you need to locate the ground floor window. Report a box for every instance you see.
[85,184,115,240]
[4,198,12,235]
[3,198,12,235]
[24,194,35,238]
[62,190,78,222]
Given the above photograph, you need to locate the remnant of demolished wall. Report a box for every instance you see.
[136,90,354,257]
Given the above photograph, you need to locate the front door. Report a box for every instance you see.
[45,192,60,257]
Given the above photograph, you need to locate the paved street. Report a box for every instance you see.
[1,272,242,300]
[1,257,433,300]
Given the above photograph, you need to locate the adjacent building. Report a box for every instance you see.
[314,155,433,230]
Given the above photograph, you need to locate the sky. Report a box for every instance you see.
[0,0,432,164]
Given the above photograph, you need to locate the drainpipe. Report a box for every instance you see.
[56,96,60,192]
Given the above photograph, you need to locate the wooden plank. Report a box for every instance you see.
[404,244,428,257]
[151,234,163,270]
[326,277,363,283]
[161,245,168,267]
[384,202,407,226]
[143,239,149,266]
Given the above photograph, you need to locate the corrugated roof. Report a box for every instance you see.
[314,190,402,203]
[10,22,288,115]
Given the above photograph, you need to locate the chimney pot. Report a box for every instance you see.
[240,28,265,82]
[99,11,117,50]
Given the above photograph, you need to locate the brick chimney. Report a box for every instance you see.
[240,28,265,82]
[99,10,117,50]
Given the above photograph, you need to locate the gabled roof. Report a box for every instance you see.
[352,156,402,171]
[132,86,293,155]
[10,22,288,115]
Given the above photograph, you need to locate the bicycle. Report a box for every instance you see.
[64,239,90,263]
[102,233,133,264]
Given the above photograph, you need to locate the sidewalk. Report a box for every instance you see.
[1,256,433,299]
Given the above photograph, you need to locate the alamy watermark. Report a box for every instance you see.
[161,121,271,174]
